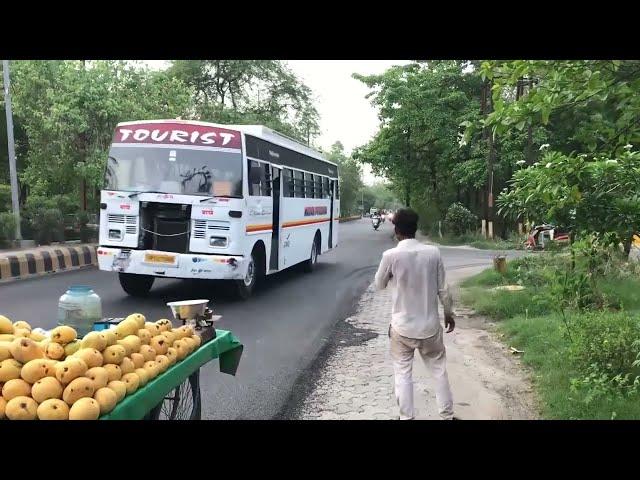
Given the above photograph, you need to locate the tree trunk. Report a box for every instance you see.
[526,122,534,165]
[624,234,632,256]
[430,161,437,195]
[405,128,412,207]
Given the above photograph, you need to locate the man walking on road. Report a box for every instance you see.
[374,208,456,420]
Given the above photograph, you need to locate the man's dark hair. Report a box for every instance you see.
[392,208,419,237]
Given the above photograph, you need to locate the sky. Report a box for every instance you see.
[145,60,411,184]
[286,61,410,184]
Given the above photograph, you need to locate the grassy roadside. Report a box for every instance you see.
[500,313,640,419]
[461,253,640,419]
[428,233,524,250]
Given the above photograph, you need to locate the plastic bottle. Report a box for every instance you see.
[57,285,102,337]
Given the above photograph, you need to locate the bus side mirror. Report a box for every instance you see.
[249,166,262,184]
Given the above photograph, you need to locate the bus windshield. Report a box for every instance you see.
[104,146,243,197]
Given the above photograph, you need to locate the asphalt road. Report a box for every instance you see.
[0,219,513,419]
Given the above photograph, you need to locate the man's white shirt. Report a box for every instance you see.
[375,239,453,339]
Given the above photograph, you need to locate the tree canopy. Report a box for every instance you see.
[354,60,640,245]
[1,60,323,214]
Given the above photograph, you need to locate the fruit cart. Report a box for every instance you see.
[0,299,241,421]
[97,301,243,421]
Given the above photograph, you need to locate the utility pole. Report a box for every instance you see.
[80,60,87,212]
[2,60,22,242]
[481,79,495,239]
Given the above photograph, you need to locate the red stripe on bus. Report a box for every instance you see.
[246,224,273,233]
[282,218,331,228]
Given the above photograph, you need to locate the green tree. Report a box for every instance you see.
[470,60,640,249]
[497,149,640,254]
[9,60,193,210]
[325,142,363,216]
[364,183,399,210]
[168,60,320,144]
[473,60,640,155]
[353,61,515,234]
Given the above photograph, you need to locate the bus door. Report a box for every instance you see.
[269,165,282,271]
[332,179,339,247]
[329,179,335,248]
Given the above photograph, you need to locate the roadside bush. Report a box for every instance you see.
[512,255,560,288]
[0,212,17,248]
[444,202,477,236]
[25,194,78,216]
[567,311,640,408]
[30,208,64,245]
[0,184,11,212]
[568,311,640,378]
[76,211,97,243]
[20,217,33,241]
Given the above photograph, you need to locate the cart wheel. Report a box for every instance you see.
[148,370,202,420]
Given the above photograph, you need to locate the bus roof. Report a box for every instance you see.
[116,119,337,168]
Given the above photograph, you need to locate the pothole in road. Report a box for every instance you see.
[335,319,378,348]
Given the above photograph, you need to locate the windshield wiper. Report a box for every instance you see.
[200,195,241,202]
[128,191,166,199]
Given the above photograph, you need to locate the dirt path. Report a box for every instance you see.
[294,265,540,420]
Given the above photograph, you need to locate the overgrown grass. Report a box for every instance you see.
[462,287,554,320]
[599,276,640,312]
[460,267,518,288]
[461,250,640,419]
[501,313,640,419]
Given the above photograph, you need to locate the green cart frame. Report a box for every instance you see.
[100,329,243,421]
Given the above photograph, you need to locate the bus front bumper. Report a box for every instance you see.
[97,247,247,280]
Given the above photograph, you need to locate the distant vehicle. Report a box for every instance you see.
[369,208,379,216]
[524,224,570,250]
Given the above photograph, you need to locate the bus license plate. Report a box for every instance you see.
[144,253,176,265]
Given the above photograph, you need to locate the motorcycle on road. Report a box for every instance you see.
[372,216,381,231]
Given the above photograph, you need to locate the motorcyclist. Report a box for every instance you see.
[371,212,382,230]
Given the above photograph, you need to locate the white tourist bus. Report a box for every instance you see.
[97,120,340,299]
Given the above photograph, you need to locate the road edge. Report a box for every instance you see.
[0,244,97,284]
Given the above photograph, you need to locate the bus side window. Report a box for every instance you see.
[293,170,304,198]
[335,179,340,199]
[322,177,330,199]
[306,173,315,199]
[248,159,268,196]
[314,175,323,199]
[264,163,272,196]
[283,168,293,197]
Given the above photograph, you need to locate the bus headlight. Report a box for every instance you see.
[109,229,123,241]
[209,236,228,248]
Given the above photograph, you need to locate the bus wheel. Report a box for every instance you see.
[119,273,155,297]
[235,249,263,300]
[302,234,320,273]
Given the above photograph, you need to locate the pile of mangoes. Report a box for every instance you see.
[0,314,201,420]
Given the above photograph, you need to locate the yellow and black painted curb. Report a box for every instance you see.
[0,244,97,283]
